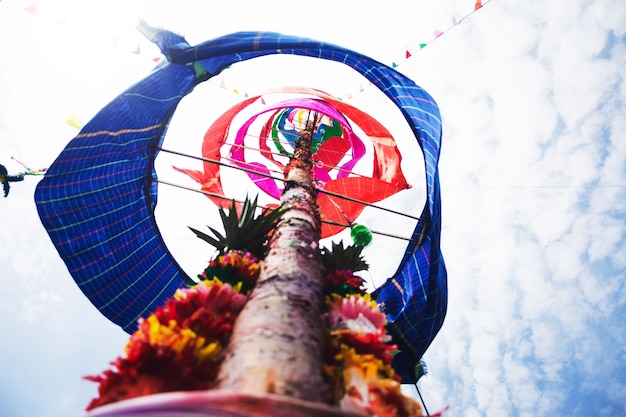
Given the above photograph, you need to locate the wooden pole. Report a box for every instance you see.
[216,117,329,403]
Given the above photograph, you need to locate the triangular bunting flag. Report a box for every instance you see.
[405,50,412,59]
[24,3,37,15]
[65,112,84,130]
[475,0,483,10]
[392,62,398,68]
[419,43,427,49]
[452,16,459,25]
[433,30,444,38]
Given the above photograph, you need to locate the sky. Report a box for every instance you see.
[1,0,625,416]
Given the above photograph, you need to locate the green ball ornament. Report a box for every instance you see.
[350,224,373,247]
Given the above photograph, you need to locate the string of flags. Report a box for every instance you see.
[2,0,491,128]
[395,0,491,67]
[208,0,493,101]
[10,156,47,175]
[0,157,47,197]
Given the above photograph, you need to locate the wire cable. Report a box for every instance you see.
[415,384,430,416]
[153,178,418,243]
[157,147,424,222]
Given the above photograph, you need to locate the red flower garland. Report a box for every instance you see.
[85,282,245,410]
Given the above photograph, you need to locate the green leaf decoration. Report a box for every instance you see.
[183,275,199,288]
[190,195,286,259]
[200,263,253,294]
[189,226,227,252]
[321,240,369,272]
[414,359,428,381]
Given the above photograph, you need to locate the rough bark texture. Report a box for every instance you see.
[216,131,329,403]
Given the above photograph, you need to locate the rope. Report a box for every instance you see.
[157,147,424,222]
[153,178,418,243]
[415,384,430,416]
[10,156,47,175]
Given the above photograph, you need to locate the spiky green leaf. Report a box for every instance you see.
[321,240,369,272]
[190,195,287,259]
[188,226,226,251]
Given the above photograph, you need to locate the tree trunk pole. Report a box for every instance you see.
[216,123,329,403]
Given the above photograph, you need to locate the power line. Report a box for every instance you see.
[415,384,430,417]
[153,178,419,243]
[157,147,423,222]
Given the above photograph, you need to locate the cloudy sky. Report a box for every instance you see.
[1,0,625,416]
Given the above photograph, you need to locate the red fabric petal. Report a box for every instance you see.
[319,178,407,238]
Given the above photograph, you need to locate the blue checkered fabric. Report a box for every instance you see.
[35,30,446,382]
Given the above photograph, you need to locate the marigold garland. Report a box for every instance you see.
[85,278,249,410]
[323,269,424,417]
[86,252,428,416]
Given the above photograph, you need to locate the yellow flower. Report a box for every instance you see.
[202,277,243,294]
[171,328,197,353]
[195,340,222,362]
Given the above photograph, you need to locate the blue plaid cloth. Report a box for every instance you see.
[35,29,446,382]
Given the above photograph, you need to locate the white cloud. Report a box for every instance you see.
[5,291,65,323]
[586,216,623,262]
[2,0,626,416]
